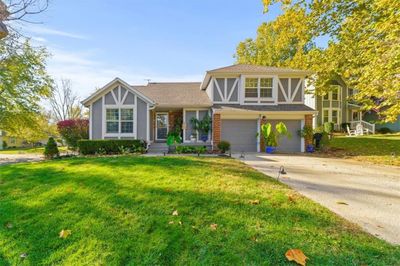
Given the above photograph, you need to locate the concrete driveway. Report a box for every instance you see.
[236,153,400,245]
[0,153,43,166]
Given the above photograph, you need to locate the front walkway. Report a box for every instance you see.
[235,153,400,245]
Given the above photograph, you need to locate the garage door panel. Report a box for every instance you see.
[268,120,301,152]
[221,120,257,152]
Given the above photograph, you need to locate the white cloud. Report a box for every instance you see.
[24,25,89,40]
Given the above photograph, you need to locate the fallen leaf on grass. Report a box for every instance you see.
[168,221,174,224]
[178,221,182,225]
[285,249,308,266]
[172,210,179,216]
[249,199,260,205]
[59,229,71,239]
[336,201,348,205]
[4,222,13,229]
[20,253,28,259]
[210,223,218,230]
[288,194,297,203]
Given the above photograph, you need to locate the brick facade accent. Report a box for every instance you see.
[168,111,183,132]
[304,114,313,148]
[212,113,221,149]
[259,116,268,152]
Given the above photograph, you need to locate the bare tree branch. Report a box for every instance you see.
[49,79,84,122]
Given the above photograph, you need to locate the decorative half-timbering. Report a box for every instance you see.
[278,78,304,103]
[212,77,240,103]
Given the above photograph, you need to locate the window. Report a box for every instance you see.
[260,78,273,98]
[323,94,329,100]
[10,137,16,145]
[121,109,134,133]
[245,78,273,98]
[106,109,119,133]
[332,88,339,101]
[323,110,329,123]
[332,110,339,123]
[106,108,134,134]
[245,78,258,98]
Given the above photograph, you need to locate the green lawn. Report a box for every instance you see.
[0,156,399,265]
[0,146,68,155]
[328,133,400,166]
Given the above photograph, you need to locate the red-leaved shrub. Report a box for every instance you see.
[57,119,89,149]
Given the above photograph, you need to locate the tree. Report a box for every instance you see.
[57,119,89,150]
[44,137,59,159]
[0,37,52,133]
[10,111,58,145]
[0,0,49,39]
[237,0,400,122]
[49,79,84,122]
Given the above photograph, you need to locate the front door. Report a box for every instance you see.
[156,113,168,141]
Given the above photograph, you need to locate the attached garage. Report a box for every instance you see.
[220,119,302,153]
[221,120,258,152]
[267,120,302,152]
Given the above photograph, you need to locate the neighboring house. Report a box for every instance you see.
[305,82,376,133]
[82,64,317,152]
[0,130,26,150]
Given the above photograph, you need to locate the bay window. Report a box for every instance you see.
[106,108,134,134]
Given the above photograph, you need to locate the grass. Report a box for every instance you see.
[0,146,68,155]
[327,133,400,166]
[0,156,399,265]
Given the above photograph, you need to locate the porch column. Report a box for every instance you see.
[212,113,221,150]
[304,114,313,149]
[259,116,268,152]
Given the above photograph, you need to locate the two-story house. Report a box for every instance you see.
[82,64,317,153]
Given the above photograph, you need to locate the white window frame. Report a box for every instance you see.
[155,112,169,141]
[241,75,278,105]
[322,108,341,125]
[102,85,137,139]
[183,108,211,143]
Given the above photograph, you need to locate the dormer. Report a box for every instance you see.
[201,64,313,106]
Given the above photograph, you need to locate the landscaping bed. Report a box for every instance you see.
[0,156,399,265]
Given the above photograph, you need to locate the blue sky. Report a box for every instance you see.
[20,1,282,98]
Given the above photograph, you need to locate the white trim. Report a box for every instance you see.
[257,116,261,152]
[111,88,118,104]
[290,79,302,102]
[300,119,305,152]
[227,78,239,102]
[155,112,169,141]
[146,103,150,143]
[241,75,277,105]
[213,78,224,102]
[134,95,138,139]
[278,79,290,102]
[89,104,92,139]
[121,87,129,104]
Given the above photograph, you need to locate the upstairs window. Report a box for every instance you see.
[106,108,134,134]
[245,78,273,98]
[244,78,258,98]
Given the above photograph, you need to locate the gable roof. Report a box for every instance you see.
[207,64,313,75]
[201,64,313,89]
[135,82,212,108]
[81,78,155,107]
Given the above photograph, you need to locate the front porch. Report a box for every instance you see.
[148,108,212,151]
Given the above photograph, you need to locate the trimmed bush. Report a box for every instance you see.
[44,137,60,159]
[77,139,146,155]
[2,141,7,149]
[377,127,392,134]
[217,141,231,153]
[175,145,207,154]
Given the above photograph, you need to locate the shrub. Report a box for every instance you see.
[323,122,334,133]
[77,139,146,155]
[57,119,89,150]
[44,137,60,159]
[2,141,7,149]
[217,141,231,153]
[175,145,207,154]
[377,127,392,134]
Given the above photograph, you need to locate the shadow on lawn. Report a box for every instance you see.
[0,156,399,265]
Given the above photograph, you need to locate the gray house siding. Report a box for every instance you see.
[92,98,103,139]
[213,78,239,103]
[136,97,148,140]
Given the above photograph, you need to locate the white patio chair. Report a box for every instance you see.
[356,123,364,136]
[346,125,356,136]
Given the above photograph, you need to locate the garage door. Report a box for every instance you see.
[268,120,302,152]
[221,120,258,152]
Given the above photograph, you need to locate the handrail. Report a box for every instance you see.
[350,120,375,134]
